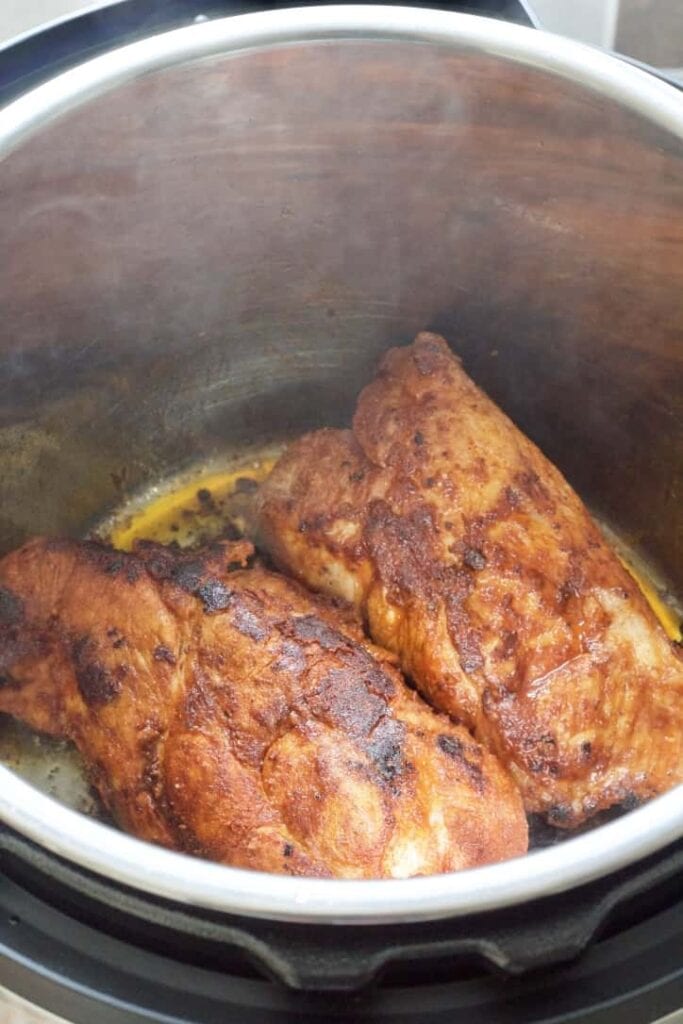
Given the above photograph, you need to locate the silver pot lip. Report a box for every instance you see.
[2,763,683,923]
[0,6,681,922]
[0,3,681,155]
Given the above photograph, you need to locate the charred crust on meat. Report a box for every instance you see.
[367,718,406,789]
[308,667,386,736]
[365,500,438,601]
[77,662,122,706]
[197,579,233,614]
[360,659,395,700]
[171,560,205,593]
[107,627,127,650]
[230,602,267,640]
[153,644,176,665]
[74,541,143,583]
[460,653,484,674]
[437,734,485,791]
[272,640,307,674]
[138,542,248,613]
[619,793,641,813]
[547,804,572,825]
[306,651,403,788]
[135,547,173,580]
[291,615,345,651]
[514,469,555,513]
[0,587,23,628]
[140,545,204,585]
[463,547,487,571]
[437,734,462,758]
[72,637,122,707]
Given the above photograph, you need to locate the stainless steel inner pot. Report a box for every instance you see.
[0,6,681,924]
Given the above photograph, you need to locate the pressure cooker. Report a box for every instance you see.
[0,1,681,1021]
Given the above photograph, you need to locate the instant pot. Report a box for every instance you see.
[0,1,682,1021]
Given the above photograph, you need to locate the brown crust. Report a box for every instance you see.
[259,333,683,827]
[0,533,527,877]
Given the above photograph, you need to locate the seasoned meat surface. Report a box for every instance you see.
[0,536,527,876]
[259,333,683,827]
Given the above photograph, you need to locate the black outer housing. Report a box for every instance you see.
[0,1,682,1021]
[1,826,683,1021]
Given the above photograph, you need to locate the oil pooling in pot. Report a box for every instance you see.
[101,449,281,551]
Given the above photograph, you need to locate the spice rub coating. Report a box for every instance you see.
[0,534,527,876]
[259,333,683,827]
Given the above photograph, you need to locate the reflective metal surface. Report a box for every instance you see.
[0,7,681,922]
[2,763,683,922]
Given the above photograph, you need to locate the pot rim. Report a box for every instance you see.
[0,4,682,154]
[0,5,681,923]
[2,765,682,922]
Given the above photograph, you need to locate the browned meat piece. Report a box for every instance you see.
[259,333,683,827]
[0,536,527,877]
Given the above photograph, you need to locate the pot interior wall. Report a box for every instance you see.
[0,40,681,589]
